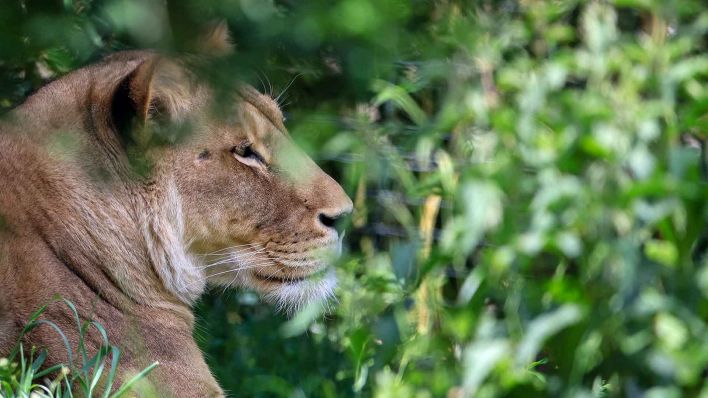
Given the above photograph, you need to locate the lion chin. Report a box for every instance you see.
[201,237,345,315]
[251,269,338,315]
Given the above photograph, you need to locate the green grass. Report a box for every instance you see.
[0,297,157,398]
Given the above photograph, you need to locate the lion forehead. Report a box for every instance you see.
[236,86,286,133]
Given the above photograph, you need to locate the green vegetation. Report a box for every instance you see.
[1,0,707,397]
[0,298,157,398]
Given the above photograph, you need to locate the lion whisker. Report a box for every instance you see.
[199,244,262,256]
[204,252,254,262]
[199,259,239,270]
[255,71,268,96]
[198,248,264,259]
[199,253,266,270]
[189,261,275,287]
[265,73,273,96]
[203,266,264,283]
[275,73,301,105]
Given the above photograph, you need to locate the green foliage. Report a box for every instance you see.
[0,298,157,398]
[1,0,707,397]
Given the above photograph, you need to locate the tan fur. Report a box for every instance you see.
[0,48,351,397]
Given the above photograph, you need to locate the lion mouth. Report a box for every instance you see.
[252,267,329,285]
[252,272,306,284]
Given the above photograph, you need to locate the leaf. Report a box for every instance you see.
[463,339,510,395]
[372,80,427,126]
[108,362,159,398]
[516,305,584,367]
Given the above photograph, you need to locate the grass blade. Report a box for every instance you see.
[108,361,159,398]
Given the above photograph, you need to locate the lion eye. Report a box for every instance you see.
[231,143,265,166]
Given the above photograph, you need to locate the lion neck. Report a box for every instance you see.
[3,65,206,314]
[139,177,206,305]
[32,162,204,313]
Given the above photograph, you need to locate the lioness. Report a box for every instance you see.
[0,30,352,396]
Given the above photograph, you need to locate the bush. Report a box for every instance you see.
[1,1,706,397]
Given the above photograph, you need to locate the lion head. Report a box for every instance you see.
[103,52,352,313]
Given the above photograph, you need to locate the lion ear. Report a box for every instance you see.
[198,20,234,56]
[110,58,160,146]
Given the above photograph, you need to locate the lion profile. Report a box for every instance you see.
[0,28,351,397]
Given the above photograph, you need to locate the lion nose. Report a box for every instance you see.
[317,205,352,233]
